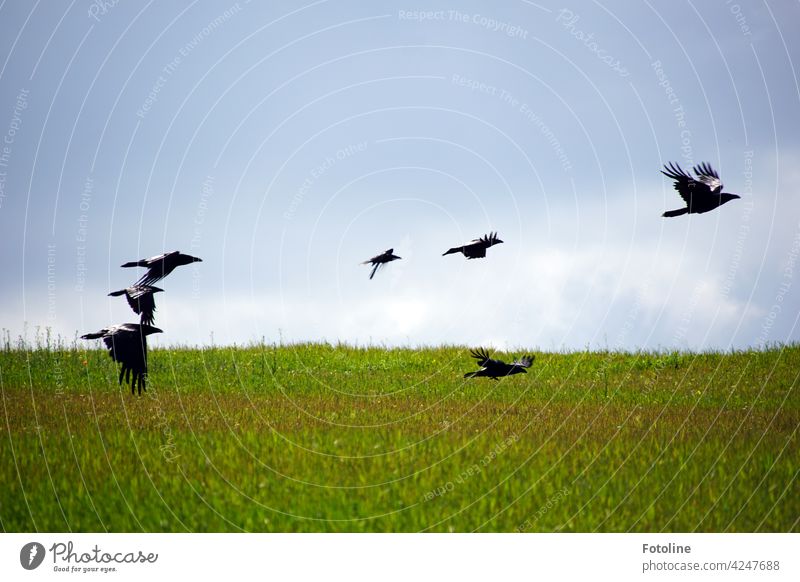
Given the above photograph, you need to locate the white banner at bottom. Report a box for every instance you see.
[1,533,797,581]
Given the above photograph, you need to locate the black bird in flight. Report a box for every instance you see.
[463,348,534,380]
[81,323,162,395]
[661,162,741,217]
[122,251,202,286]
[362,248,402,280]
[108,285,163,326]
[443,232,503,259]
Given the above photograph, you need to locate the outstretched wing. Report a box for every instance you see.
[692,162,722,193]
[512,354,535,368]
[662,162,713,205]
[480,232,500,246]
[470,348,505,367]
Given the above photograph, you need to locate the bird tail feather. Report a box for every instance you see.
[443,248,458,256]
[121,260,147,268]
[662,208,689,218]
[463,371,480,378]
[108,289,126,296]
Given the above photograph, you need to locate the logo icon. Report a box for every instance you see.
[20,542,46,570]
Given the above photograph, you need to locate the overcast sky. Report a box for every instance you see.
[1,0,799,351]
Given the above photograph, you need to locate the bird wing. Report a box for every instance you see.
[480,232,500,245]
[145,251,177,265]
[662,162,713,204]
[512,355,534,368]
[129,287,158,325]
[692,162,723,193]
[369,262,380,280]
[470,348,504,368]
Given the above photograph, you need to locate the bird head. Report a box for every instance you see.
[141,325,163,336]
[721,193,741,204]
[177,253,203,266]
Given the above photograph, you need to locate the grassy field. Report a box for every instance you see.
[1,338,798,532]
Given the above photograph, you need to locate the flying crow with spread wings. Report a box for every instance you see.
[121,251,202,286]
[81,324,162,395]
[362,248,402,280]
[443,232,503,259]
[108,285,163,326]
[463,348,534,380]
[661,162,741,217]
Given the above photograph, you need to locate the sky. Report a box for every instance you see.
[1,0,799,351]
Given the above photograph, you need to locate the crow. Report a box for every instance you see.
[108,285,163,326]
[443,232,503,259]
[362,248,402,280]
[81,324,162,395]
[661,162,741,217]
[464,348,534,380]
[121,251,202,286]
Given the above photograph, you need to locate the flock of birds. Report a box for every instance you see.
[82,162,742,394]
[81,251,201,394]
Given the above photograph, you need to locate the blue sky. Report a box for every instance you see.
[1,0,799,350]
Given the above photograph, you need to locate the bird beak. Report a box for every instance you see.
[194,257,203,263]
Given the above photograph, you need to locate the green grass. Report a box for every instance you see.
[1,339,798,532]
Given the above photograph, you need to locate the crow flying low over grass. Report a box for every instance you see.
[81,324,162,395]
[661,162,741,217]
[122,251,202,286]
[362,248,401,280]
[464,348,534,380]
[443,232,503,259]
[108,285,163,326]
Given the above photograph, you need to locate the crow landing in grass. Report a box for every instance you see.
[362,248,401,280]
[463,348,534,380]
[81,324,162,395]
[661,162,741,217]
[122,251,202,286]
[443,232,503,259]
[108,285,163,326]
